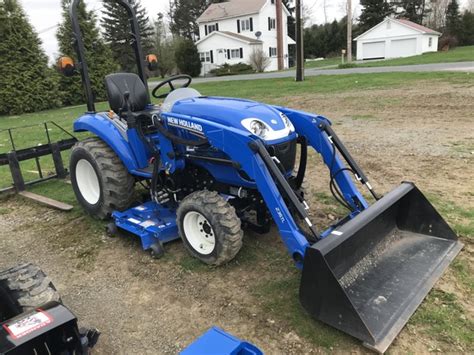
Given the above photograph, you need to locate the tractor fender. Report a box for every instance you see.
[73,113,140,172]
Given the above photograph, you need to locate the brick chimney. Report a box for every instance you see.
[276,0,284,70]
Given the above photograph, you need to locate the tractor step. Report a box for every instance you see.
[299,182,463,353]
[112,201,180,251]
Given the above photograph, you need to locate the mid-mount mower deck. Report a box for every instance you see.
[60,0,463,352]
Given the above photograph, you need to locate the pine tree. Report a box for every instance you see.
[56,0,117,106]
[174,38,202,77]
[101,0,154,72]
[359,0,394,33]
[459,10,474,45]
[446,0,462,36]
[169,0,226,40]
[0,0,60,115]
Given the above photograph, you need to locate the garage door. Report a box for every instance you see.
[390,38,417,58]
[362,41,385,60]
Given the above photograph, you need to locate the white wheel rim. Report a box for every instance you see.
[76,159,100,205]
[183,211,216,255]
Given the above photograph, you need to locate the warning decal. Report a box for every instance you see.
[3,310,53,339]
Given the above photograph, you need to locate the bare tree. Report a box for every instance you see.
[323,0,328,23]
[249,48,271,72]
[347,0,352,63]
[466,0,474,12]
[426,0,450,29]
[302,2,315,27]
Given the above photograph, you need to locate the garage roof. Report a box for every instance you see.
[355,18,441,41]
[396,19,441,35]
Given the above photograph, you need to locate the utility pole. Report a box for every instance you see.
[295,0,304,81]
[276,0,284,70]
[347,0,352,63]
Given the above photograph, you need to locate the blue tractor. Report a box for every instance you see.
[61,1,463,352]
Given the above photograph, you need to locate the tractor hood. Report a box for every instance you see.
[170,97,295,141]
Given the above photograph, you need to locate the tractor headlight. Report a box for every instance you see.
[281,113,295,132]
[248,120,267,138]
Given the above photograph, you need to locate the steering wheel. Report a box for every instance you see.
[152,75,193,99]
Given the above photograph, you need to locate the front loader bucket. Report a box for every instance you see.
[299,182,463,353]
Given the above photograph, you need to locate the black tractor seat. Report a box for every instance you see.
[104,73,156,116]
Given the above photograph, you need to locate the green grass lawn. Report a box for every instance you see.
[356,45,474,68]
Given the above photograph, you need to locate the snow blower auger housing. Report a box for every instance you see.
[64,0,463,352]
[0,264,99,355]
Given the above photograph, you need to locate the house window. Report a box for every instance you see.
[269,47,277,57]
[268,17,276,30]
[241,18,251,31]
[429,37,433,47]
[199,52,211,63]
[230,49,241,59]
[207,24,217,34]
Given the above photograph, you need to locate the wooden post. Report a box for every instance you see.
[295,0,304,81]
[276,0,284,70]
[347,0,352,63]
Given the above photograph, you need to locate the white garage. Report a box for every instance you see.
[355,18,441,61]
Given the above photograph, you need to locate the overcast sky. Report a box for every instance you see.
[19,0,468,61]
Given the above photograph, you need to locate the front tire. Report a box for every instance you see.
[177,190,243,266]
[70,137,135,220]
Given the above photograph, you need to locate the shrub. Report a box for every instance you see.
[438,35,459,51]
[338,63,357,69]
[209,63,255,76]
[249,48,271,72]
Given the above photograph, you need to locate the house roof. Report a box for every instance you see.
[220,31,263,43]
[354,18,441,41]
[195,31,263,46]
[396,19,441,35]
[197,0,267,23]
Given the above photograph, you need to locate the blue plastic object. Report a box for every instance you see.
[112,201,179,250]
[181,327,263,355]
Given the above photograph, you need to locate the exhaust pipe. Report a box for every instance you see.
[299,182,463,353]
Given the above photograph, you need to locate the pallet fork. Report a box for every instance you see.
[0,121,76,211]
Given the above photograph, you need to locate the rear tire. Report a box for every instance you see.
[70,137,135,220]
[177,190,243,266]
[0,264,61,322]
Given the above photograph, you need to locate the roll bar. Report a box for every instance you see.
[69,0,150,113]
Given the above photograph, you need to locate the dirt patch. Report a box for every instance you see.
[0,81,473,353]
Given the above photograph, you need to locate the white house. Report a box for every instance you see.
[355,18,441,61]
[195,0,295,76]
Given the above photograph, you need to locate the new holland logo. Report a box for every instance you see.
[167,117,203,133]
